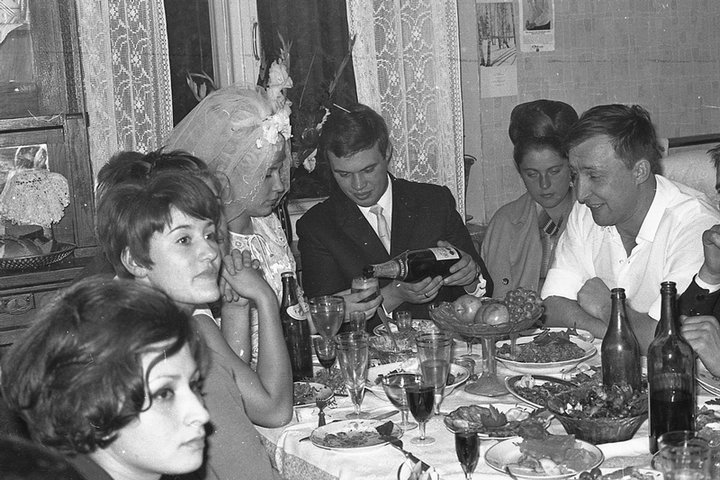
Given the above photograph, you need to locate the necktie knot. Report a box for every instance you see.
[369,204,391,253]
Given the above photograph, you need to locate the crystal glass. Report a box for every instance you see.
[351,276,380,302]
[348,311,367,333]
[656,443,711,479]
[394,310,413,331]
[455,430,480,479]
[310,296,345,339]
[335,331,370,419]
[415,331,453,414]
[405,378,436,445]
[380,373,418,431]
[313,335,336,376]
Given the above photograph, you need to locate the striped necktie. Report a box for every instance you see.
[370,204,391,253]
[538,210,561,279]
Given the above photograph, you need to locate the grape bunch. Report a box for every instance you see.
[504,287,543,322]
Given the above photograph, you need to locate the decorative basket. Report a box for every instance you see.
[550,410,648,444]
[0,242,75,272]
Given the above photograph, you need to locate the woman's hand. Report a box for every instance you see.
[681,314,720,376]
[221,249,272,303]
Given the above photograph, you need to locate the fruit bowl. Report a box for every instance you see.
[428,301,541,337]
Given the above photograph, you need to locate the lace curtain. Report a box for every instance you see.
[75,0,173,176]
[346,0,466,219]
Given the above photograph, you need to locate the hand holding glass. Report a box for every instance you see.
[380,373,418,431]
[415,331,453,415]
[335,332,370,419]
[309,296,345,339]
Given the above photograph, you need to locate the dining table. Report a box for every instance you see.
[256,331,716,480]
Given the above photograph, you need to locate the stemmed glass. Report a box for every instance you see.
[334,331,370,419]
[380,373,418,431]
[405,376,436,445]
[455,430,480,479]
[415,331,453,415]
[312,336,336,376]
[309,296,345,340]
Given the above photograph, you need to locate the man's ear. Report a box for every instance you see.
[121,247,149,279]
[633,158,651,185]
[384,144,394,163]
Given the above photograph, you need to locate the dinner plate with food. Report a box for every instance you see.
[366,359,470,397]
[495,331,596,375]
[484,435,603,479]
[372,319,439,337]
[519,327,595,344]
[293,381,334,408]
[505,374,579,409]
[443,403,549,439]
[309,419,403,450]
[696,365,720,396]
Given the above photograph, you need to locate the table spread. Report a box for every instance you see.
[256,336,711,480]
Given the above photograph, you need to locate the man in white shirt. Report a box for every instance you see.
[541,104,720,351]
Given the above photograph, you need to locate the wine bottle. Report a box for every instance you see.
[280,271,313,381]
[601,288,641,391]
[362,247,461,283]
[647,281,696,454]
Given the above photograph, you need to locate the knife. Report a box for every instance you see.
[375,422,431,474]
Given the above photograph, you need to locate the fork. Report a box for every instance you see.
[315,395,332,427]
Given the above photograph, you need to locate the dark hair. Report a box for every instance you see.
[708,144,720,172]
[318,104,390,161]
[508,99,578,167]
[97,169,222,277]
[96,148,222,206]
[0,277,208,455]
[0,436,85,480]
[564,104,663,173]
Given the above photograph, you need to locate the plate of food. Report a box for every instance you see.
[372,319,439,337]
[696,367,720,396]
[366,359,470,397]
[309,419,403,450]
[519,327,595,344]
[309,367,346,396]
[293,381,334,408]
[496,332,596,375]
[485,435,603,479]
[443,404,549,439]
[505,375,579,409]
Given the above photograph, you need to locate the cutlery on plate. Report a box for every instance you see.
[376,421,432,474]
[371,409,399,421]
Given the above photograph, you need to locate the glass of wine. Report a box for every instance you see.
[405,377,435,445]
[351,276,380,302]
[455,430,480,480]
[312,335,336,376]
[380,373,418,431]
[334,331,370,419]
[415,331,453,415]
[309,296,345,339]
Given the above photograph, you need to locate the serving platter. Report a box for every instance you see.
[372,319,439,337]
[366,359,470,398]
[504,375,578,409]
[310,419,402,450]
[697,368,720,396]
[519,327,595,344]
[443,403,541,439]
[495,336,596,375]
[485,436,603,479]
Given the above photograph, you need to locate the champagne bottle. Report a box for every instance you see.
[362,247,461,283]
[647,281,696,454]
[280,271,313,381]
[601,288,641,390]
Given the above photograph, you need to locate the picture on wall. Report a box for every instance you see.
[519,0,556,52]
[476,0,518,98]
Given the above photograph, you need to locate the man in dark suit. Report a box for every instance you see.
[297,104,491,329]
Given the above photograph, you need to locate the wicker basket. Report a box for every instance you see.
[0,243,75,272]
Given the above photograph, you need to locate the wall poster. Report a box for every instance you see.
[518,0,555,52]
[476,0,517,98]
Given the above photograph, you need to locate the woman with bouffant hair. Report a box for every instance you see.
[1,277,210,480]
[482,99,578,298]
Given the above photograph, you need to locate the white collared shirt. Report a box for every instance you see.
[358,175,393,242]
[541,175,720,319]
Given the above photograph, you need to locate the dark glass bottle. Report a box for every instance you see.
[362,247,461,283]
[601,288,641,391]
[280,271,313,381]
[647,281,696,454]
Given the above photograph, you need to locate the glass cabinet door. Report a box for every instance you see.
[0,1,35,118]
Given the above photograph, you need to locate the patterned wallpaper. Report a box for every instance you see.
[460,0,720,224]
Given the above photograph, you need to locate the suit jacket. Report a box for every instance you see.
[679,278,720,318]
[297,177,492,324]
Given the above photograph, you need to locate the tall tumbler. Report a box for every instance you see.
[335,331,370,419]
[415,331,453,415]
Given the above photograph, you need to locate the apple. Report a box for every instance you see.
[452,294,484,323]
[475,302,511,326]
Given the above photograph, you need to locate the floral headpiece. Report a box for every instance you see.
[257,105,292,149]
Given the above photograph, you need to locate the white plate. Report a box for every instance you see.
[293,381,334,408]
[697,370,720,396]
[495,337,597,375]
[484,436,603,479]
[519,327,595,344]
[366,359,470,397]
[372,319,439,336]
[310,419,403,450]
[504,375,578,409]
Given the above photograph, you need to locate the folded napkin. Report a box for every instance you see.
[598,436,654,469]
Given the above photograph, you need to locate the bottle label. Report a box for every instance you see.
[427,247,460,261]
[286,304,306,321]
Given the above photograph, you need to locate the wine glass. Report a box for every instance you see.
[415,331,452,415]
[309,296,345,339]
[380,373,418,431]
[405,376,436,445]
[313,336,336,376]
[351,276,380,302]
[334,331,370,419]
[455,430,480,479]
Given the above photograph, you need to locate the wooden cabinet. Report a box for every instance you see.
[0,0,95,353]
